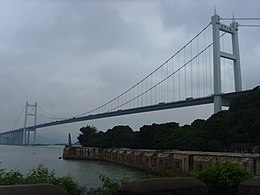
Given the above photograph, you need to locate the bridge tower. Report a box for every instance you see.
[23,101,37,145]
[211,14,242,113]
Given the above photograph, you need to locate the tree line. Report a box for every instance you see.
[78,87,260,152]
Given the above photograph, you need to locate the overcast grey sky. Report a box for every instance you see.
[0,0,259,143]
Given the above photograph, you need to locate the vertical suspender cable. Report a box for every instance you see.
[222,35,226,93]
[203,31,207,96]
[161,63,164,101]
[196,36,200,97]
[178,52,181,100]
[209,44,212,94]
[172,57,174,101]
[167,61,169,102]
[151,74,153,105]
[190,41,193,97]
[184,47,187,98]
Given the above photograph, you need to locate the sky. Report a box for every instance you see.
[0,0,259,143]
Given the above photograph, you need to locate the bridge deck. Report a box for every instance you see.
[0,88,255,135]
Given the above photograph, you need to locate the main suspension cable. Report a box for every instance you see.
[12,105,26,130]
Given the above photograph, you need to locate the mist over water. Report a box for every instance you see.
[0,145,149,188]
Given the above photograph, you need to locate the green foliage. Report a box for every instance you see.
[99,126,134,148]
[0,165,85,195]
[77,125,98,147]
[196,160,253,194]
[0,169,24,185]
[25,164,56,183]
[78,125,135,149]
[87,174,129,195]
[53,175,85,195]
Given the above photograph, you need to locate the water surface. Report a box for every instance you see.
[0,145,149,188]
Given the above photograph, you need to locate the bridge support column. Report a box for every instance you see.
[231,21,242,92]
[212,14,222,113]
[19,130,23,145]
[214,95,222,114]
[33,129,36,145]
[14,132,17,145]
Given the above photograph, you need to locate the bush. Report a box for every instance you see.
[0,169,24,185]
[196,159,253,194]
[0,165,85,195]
[87,174,129,195]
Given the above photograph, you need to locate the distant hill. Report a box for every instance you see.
[36,134,64,145]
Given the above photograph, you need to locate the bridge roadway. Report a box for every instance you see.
[0,88,256,136]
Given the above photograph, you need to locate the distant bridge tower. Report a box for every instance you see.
[23,101,37,145]
[211,14,242,113]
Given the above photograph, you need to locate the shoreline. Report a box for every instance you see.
[63,146,260,175]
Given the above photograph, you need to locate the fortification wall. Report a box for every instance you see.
[63,146,260,174]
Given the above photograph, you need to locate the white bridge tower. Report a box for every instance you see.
[23,101,37,145]
[211,14,242,113]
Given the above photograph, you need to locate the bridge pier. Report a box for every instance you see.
[24,128,36,145]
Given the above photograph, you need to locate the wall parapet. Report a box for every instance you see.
[63,146,260,174]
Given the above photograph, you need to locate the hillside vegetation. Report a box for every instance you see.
[78,87,260,152]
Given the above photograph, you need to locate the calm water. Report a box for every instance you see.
[0,145,149,189]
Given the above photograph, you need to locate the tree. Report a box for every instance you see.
[77,125,97,147]
[100,125,134,148]
[134,123,162,149]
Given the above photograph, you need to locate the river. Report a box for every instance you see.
[0,145,150,189]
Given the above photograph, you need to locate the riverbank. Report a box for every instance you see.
[63,146,260,175]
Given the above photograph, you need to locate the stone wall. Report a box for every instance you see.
[63,146,260,174]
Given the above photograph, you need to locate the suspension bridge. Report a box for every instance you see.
[0,13,259,145]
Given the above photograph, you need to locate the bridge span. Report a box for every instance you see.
[31,89,255,129]
[0,88,257,145]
